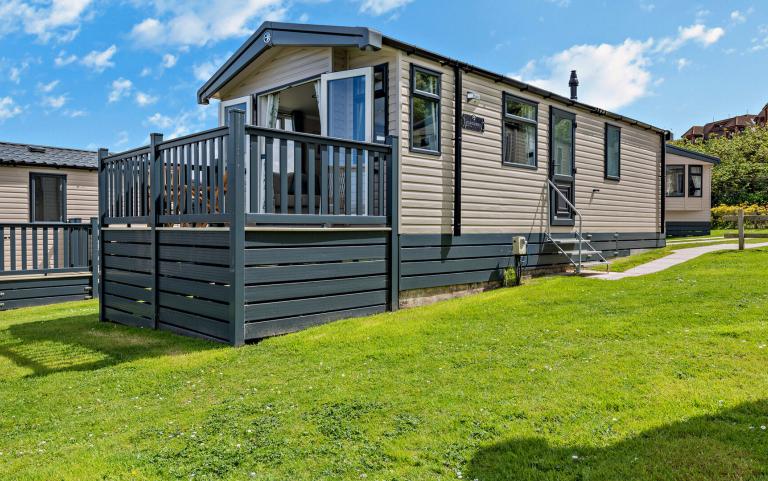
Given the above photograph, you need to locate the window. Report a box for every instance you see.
[220,96,253,126]
[502,94,537,167]
[604,124,621,179]
[30,173,66,222]
[373,63,388,143]
[410,65,441,154]
[551,108,575,176]
[666,165,685,197]
[688,165,703,197]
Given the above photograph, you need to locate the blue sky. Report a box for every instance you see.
[0,0,766,151]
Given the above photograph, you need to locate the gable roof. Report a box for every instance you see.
[0,141,98,169]
[197,22,668,136]
[665,144,721,164]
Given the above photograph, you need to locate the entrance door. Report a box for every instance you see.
[549,107,576,226]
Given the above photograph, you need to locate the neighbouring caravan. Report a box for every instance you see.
[0,142,99,309]
[98,23,669,345]
[664,145,719,236]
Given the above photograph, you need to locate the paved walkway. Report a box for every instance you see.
[587,241,768,280]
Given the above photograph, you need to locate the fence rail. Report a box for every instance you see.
[0,220,96,276]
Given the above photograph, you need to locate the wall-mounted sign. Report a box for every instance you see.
[461,114,485,133]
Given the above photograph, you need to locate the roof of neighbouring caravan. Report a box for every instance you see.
[197,22,669,135]
[665,144,721,164]
[0,141,98,169]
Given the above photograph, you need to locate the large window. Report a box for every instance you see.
[410,65,441,154]
[551,108,575,176]
[30,173,66,222]
[502,94,537,167]
[666,165,685,197]
[688,165,703,197]
[604,124,621,180]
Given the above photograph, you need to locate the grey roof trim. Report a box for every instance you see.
[0,141,98,169]
[197,22,382,104]
[198,22,669,135]
[665,144,721,164]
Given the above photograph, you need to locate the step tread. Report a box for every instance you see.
[563,250,602,256]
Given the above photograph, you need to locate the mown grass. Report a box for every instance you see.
[608,237,767,273]
[2,249,768,480]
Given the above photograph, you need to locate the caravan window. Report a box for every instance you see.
[666,165,685,197]
[30,173,66,222]
[502,94,538,167]
[604,124,621,180]
[410,65,441,154]
[688,165,703,197]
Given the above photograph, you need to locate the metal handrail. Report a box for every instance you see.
[546,179,608,273]
[547,179,584,272]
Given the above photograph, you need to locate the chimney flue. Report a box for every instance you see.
[569,70,579,100]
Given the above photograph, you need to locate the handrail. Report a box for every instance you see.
[246,125,392,153]
[102,145,151,162]
[547,179,584,272]
[157,126,228,150]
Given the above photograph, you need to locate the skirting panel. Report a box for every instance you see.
[666,221,711,237]
[102,229,154,329]
[0,274,92,310]
[243,230,390,340]
[400,232,665,291]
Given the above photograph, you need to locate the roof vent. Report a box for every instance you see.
[569,70,579,101]
[27,146,46,153]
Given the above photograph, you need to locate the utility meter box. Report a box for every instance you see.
[512,236,527,256]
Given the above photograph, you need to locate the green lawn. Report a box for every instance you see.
[2,249,768,480]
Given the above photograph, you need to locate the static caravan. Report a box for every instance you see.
[98,22,668,345]
[664,145,719,236]
[0,141,99,309]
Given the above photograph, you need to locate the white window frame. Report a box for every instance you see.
[219,96,253,211]
[320,67,374,142]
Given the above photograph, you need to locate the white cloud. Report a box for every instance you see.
[731,10,747,23]
[38,79,60,92]
[64,108,86,117]
[751,25,768,52]
[676,58,691,70]
[108,77,133,102]
[298,12,309,23]
[140,67,152,77]
[43,94,67,109]
[162,53,177,68]
[512,39,654,111]
[656,24,725,53]
[639,2,655,13]
[81,45,117,72]
[146,105,215,138]
[192,53,229,82]
[135,91,157,106]
[54,51,77,66]
[359,0,412,15]
[129,0,287,47]
[0,96,22,121]
[9,66,22,83]
[0,0,93,42]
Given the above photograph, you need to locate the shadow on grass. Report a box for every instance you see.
[0,305,218,379]
[467,400,768,481]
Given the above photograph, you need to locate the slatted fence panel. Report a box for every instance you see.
[102,229,154,329]
[243,230,390,340]
[156,230,232,342]
[0,275,91,310]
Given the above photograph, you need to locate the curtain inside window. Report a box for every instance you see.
[265,93,280,128]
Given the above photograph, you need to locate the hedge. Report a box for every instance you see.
[711,204,768,229]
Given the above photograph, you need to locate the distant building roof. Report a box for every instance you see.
[0,141,98,169]
[666,144,721,164]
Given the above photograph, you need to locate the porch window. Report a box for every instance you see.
[30,173,66,222]
[605,124,621,180]
[373,63,388,143]
[666,165,685,197]
[688,165,703,197]
[502,93,537,167]
[410,65,441,154]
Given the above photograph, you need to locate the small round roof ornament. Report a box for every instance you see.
[263,31,272,43]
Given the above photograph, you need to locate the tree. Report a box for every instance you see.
[671,125,768,205]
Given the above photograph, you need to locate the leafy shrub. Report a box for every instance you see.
[711,204,768,229]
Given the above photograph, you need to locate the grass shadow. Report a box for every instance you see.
[467,400,768,481]
[0,302,219,379]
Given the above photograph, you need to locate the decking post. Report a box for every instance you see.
[149,133,163,329]
[227,109,246,346]
[90,217,99,299]
[387,136,400,311]
[738,208,745,251]
[97,148,109,321]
